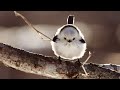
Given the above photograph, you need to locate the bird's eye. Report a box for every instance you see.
[64,37,66,40]
[73,38,75,40]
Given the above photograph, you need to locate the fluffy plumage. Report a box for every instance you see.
[51,15,87,60]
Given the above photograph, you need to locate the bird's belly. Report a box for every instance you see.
[52,42,86,60]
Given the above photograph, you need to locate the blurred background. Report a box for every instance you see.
[0,11,120,79]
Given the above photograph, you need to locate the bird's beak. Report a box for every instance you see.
[68,40,72,43]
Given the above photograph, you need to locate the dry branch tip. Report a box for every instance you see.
[14,11,52,41]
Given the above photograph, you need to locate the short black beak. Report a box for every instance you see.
[68,40,72,43]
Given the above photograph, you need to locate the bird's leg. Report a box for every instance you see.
[57,56,62,64]
[58,56,61,60]
[77,59,81,65]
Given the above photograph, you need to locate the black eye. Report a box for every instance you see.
[64,37,66,40]
[73,38,75,40]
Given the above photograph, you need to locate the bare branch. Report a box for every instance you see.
[14,11,52,41]
[0,43,120,79]
[99,64,120,73]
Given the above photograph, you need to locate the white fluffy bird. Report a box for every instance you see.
[51,15,87,61]
[14,11,90,76]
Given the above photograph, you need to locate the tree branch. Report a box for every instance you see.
[0,43,120,79]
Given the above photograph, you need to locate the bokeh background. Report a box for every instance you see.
[0,11,120,79]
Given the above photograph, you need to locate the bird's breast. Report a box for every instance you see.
[51,41,86,60]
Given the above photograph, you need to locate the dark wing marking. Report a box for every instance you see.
[79,38,86,43]
[52,35,59,42]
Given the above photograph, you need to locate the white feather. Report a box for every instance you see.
[51,24,87,60]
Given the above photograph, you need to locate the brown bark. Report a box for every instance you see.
[0,43,120,79]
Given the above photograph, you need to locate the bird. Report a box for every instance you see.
[51,15,87,61]
[14,11,90,76]
[50,15,91,76]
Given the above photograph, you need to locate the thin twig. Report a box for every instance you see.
[83,51,92,65]
[14,11,52,41]
[81,51,92,76]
